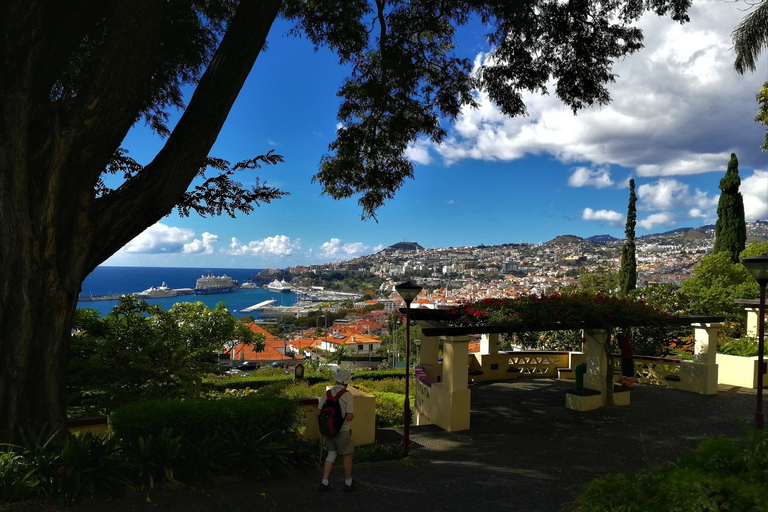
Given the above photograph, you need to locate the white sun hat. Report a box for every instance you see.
[334,369,354,385]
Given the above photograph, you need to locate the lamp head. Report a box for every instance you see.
[395,281,422,304]
[742,255,768,285]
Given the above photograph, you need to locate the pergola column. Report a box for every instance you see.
[415,335,470,432]
[582,328,610,403]
[746,306,761,338]
[480,333,499,355]
[681,322,719,394]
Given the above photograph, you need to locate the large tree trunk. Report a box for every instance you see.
[0,0,281,444]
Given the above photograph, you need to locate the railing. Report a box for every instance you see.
[508,351,571,377]
[468,351,576,382]
[612,355,683,386]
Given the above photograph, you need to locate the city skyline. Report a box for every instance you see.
[104,0,768,269]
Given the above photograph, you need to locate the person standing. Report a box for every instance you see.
[316,369,359,492]
[618,330,634,388]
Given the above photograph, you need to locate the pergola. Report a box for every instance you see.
[399,307,724,431]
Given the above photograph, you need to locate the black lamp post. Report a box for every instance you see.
[742,255,768,429]
[395,280,422,457]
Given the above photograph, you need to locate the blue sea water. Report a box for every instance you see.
[77,266,298,317]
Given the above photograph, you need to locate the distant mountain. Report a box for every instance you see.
[549,235,584,244]
[637,226,713,240]
[381,241,424,252]
[587,234,619,243]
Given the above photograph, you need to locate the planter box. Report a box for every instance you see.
[717,353,768,389]
[67,416,110,437]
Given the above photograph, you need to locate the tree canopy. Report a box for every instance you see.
[713,154,747,264]
[619,179,637,296]
[0,0,693,443]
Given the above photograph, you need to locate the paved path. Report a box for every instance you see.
[8,379,760,512]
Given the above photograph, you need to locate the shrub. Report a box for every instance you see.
[6,426,131,506]
[374,392,411,428]
[0,449,37,503]
[718,336,760,357]
[110,395,299,445]
[568,429,768,511]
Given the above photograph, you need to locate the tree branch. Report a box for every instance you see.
[89,0,282,268]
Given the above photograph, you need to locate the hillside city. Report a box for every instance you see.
[237,221,768,366]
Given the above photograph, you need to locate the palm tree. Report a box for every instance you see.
[733,0,768,74]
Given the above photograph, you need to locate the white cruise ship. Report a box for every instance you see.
[194,273,238,295]
[266,279,292,293]
[137,282,177,299]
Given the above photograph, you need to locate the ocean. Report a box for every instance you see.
[77,266,298,318]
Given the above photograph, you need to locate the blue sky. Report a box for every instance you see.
[104,0,768,269]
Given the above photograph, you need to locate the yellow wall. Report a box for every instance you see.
[718,353,768,388]
[298,386,376,446]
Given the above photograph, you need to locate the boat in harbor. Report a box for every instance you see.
[137,282,177,299]
[266,279,292,293]
[239,281,258,289]
[194,273,238,295]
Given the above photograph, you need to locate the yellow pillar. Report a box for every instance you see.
[443,336,470,391]
[583,329,609,404]
[745,307,760,338]
[682,322,720,395]
[419,333,440,366]
[480,333,499,355]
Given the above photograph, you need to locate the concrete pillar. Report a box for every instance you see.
[419,333,440,366]
[480,333,499,355]
[683,322,720,395]
[746,307,760,338]
[693,322,719,366]
[442,336,470,392]
[583,329,609,402]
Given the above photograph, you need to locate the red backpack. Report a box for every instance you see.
[318,388,347,436]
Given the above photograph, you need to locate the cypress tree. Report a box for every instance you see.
[713,153,747,263]
[619,179,637,296]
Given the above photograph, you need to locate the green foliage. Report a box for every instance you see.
[567,270,618,296]
[110,396,299,445]
[618,179,637,297]
[354,378,409,395]
[202,374,294,393]
[0,449,38,503]
[681,250,759,323]
[742,240,768,259]
[718,337,760,357]
[713,153,747,264]
[570,429,768,511]
[70,297,260,412]
[453,294,673,331]
[373,392,410,428]
[353,442,406,464]
[5,426,131,506]
[758,82,768,151]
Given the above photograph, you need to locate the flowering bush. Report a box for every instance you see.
[450,293,673,332]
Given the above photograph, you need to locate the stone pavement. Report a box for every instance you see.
[10,379,761,512]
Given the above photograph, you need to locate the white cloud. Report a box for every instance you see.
[742,170,768,221]
[582,208,623,225]
[227,235,300,257]
[568,166,615,188]
[405,139,432,165]
[637,212,678,230]
[432,0,766,175]
[123,223,198,254]
[182,232,218,254]
[317,238,382,260]
[636,179,718,216]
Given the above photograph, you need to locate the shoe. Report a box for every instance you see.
[344,481,360,493]
[318,483,332,493]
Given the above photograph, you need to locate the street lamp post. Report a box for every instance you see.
[395,280,422,457]
[742,255,768,430]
